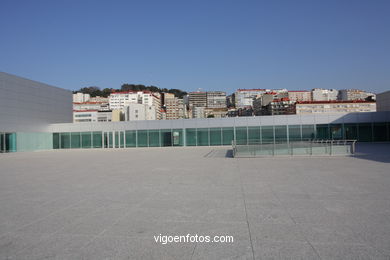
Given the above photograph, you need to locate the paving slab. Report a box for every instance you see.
[0,143,389,259]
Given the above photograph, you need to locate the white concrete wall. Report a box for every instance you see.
[377,91,390,111]
[0,72,72,132]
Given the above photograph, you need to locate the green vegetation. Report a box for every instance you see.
[74,84,187,98]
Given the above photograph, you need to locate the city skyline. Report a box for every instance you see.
[1,0,390,93]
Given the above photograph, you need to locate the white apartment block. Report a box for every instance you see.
[338,89,376,101]
[295,101,376,114]
[109,91,161,119]
[73,102,109,111]
[73,110,112,123]
[311,88,339,101]
[235,89,268,108]
[73,93,90,103]
[125,103,157,121]
[207,91,227,108]
[288,91,312,102]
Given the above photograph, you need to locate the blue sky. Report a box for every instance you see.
[0,0,389,94]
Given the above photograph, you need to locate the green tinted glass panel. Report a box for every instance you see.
[262,126,274,143]
[373,123,387,141]
[222,127,234,145]
[108,132,113,148]
[103,132,108,148]
[330,124,343,139]
[358,123,372,142]
[248,126,261,142]
[148,130,160,147]
[93,132,102,148]
[81,132,92,148]
[5,133,16,152]
[209,128,222,146]
[60,133,70,149]
[274,126,287,141]
[302,125,315,140]
[125,130,136,147]
[344,124,358,140]
[71,132,80,148]
[235,127,247,145]
[316,124,329,139]
[197,128,209,146]
[160,129,172,147]
[172,129,183,146]
[186,128,197,146]
[288,125,301,141]
[137,130,148,147]
[53,133,60,149]
[115,132,119,148]
[120,132,124,148]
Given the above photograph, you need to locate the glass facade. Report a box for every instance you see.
[2,121,388,153]
[48,122,389,150]
[0,133,17,152]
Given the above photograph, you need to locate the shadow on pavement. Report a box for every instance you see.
[353,143,390,163]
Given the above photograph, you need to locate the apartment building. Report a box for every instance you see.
[73,110,112,123]
[235,89,268,108]
[338,89,376,101]
[295,100,376,114]
[73,93,90,103]
[207,91,227,108]
[109,91,161,120]
[311,88,339,101]
[188,92,207,107]
[288,91,312,102]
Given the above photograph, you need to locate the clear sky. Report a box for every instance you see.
[0,0,389,94]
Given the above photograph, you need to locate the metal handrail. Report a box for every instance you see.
[232,139,357,158]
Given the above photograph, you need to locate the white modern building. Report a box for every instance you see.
[73,92,90,103]
[1,72,389,153]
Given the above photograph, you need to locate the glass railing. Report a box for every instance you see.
[232,139,357,157]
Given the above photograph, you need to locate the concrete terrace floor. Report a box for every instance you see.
[0,144,390,260]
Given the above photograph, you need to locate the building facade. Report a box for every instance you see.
[338,89,376,101]
[235,89,268,108]
[188,92,207,108]
[311,88,339,101]
[109,91,161,120]
[377,90,390,112]
[73,93,90,103]
[207,91,227,108]
[1,72,389,153]
[296,101,376,114]
[0,72,72,152]
[288,91,312,102]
